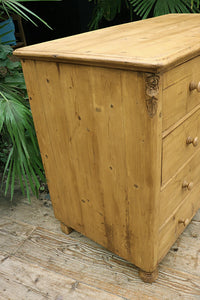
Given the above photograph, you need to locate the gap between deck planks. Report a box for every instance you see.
[0,216,200,299]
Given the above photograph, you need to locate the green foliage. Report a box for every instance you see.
[89,0,200,29]
[0,0,60,201]
[130,0,199,19]
[88,0,123,29]
[0,44,45,201]
[0,0,59,28]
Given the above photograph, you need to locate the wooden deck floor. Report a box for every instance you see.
[0,194,200,299]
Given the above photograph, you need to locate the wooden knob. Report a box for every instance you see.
[189,81,200,92]
[178,218,189,226]
[186,136,198,147]
[182,180,194,190]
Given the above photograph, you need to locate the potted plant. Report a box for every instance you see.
[0,13,16,45]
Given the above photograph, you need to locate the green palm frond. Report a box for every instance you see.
[129,0,200,19]
[0,90,45,200]
[89,0,122,29]
[89,0,200,29]
[0,0,60,29]
[0,88,44,201]
[0,44,45,201]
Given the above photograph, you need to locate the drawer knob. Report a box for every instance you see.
[189,81,200,92]
[186,136,198,147]
[178,218,189,226]
[182,180,194,190]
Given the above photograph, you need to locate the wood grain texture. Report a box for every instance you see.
[0,219,35,255]
[162,104,200,139]
[162,108,200,184]
[160,149,200,226]
[7,224,200,299]
[15,14,200,281]
[139,268,158,283]
[21,60,162,273]
[159,184,200,262]
[14,14,200,72]
[161,219,200,277]
[0,276,46,300]
[0,215,200,299]
[162,56,200,130]
[0,253,125,300]
[60,222,73,235]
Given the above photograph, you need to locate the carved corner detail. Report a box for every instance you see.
[145,73,160,118]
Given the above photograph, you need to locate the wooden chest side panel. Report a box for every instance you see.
[21,60,162,271]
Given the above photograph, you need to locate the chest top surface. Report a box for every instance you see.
[15,14,200,72]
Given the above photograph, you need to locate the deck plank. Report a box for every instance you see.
[0,277,47,300]
[0,210,200,299]
[0,218,34,255]
[0,253,125,300]
[161,220,200,276]
[13,225,200,299]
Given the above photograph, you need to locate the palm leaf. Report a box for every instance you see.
[89,0,123,29]
[0,88,45,201]
[129,0,199,19]
[0,0,60,29]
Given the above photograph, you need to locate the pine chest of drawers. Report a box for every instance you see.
[14,14,200,282]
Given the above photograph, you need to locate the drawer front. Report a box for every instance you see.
[160,148,200,227]
[163,56,200,131]
[162,108,200,184]
[158,183,200,262]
